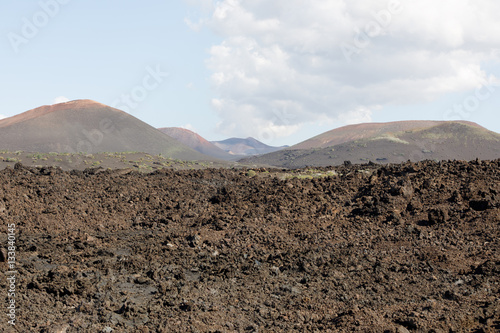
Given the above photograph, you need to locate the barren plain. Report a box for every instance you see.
[0,160,499,332]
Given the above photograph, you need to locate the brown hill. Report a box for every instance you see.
[241,121,500,168]
[0,100,217,161]
[293,120,484,149]
[158,127,234,160]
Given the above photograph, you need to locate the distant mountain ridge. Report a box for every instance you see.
[0,100,218,161]
[3,101,498,167]
[211,137,287,156]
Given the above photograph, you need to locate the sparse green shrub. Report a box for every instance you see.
[246,170,257,177]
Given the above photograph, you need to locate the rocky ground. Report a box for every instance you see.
[0,159,499,332]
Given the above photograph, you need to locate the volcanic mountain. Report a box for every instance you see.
[0,100,216,161]
[211,137,286,156]
[158,127,233,160]
[241,120,500,168]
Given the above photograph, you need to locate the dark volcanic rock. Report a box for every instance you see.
[0,159,499,332]
[427,207,449,225]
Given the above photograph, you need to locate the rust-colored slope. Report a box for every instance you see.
[241,121,500,167]
[293,120,484,149]
[158,127,233,160]
[0,100,110,128]
[0,100,218,161]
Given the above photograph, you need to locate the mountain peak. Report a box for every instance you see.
[0,100,216,160]
[0,99,115,128]
[50,99,108,110]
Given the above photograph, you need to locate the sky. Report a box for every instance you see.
[1,0,499,146]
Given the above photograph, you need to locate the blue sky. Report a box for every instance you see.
[1,1,499,146]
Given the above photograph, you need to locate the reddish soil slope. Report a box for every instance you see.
[293,120,485,149]
[158,127,233,160]
[242,121,500,168]
[0,100,216,161]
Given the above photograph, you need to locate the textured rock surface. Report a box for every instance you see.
[0,159,499,332]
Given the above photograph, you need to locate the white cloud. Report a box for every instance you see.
[52,96,70,104]
[185,17,207,32]
[0,114,6,120]
[184,0,216,31]
[337,107,373,125]
[181,123,197,132]
[193,0,500,142]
